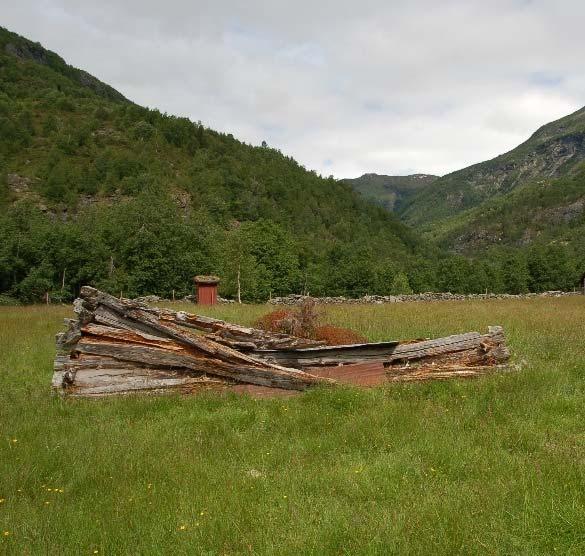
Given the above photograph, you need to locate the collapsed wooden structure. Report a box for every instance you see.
[52,287,511,397]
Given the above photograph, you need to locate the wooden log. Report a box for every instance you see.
[82,323,180,349]
[80,286,323,350]
[82,287,317,371]
[388,332,483,362]
[170,311,325,349]
[385,365,511,382]
[55,319,82,354]
[93,305,168,338]
[257,328,510,369]
[69,367,228,396]
[75,340,329,391]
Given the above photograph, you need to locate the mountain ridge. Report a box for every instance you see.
[0,26,128,103]
[342,173,438,212]
[400,105,585,229]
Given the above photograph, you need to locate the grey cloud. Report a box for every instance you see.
[4,0,585,178]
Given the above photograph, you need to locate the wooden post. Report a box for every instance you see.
[45,291,50,305]
[236,264,242,304]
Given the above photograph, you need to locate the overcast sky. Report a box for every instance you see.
[4,1,585,178]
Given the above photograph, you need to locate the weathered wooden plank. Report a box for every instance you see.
[81,285,323,350]
[388,332,482,361]
[70,371,227,396]
[82,323,180,349]
[385,365,511,382]
[254,341,401,367]
[75,340,330,390]
[93,305,169,338]
[167,311,325,349]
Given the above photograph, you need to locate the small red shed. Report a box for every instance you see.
[194,275,220,305]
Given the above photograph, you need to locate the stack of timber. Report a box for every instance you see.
[52,287,512,397]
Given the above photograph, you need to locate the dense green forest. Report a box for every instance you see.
[0,26,583,303]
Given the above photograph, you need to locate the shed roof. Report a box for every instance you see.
[194,275,220,285]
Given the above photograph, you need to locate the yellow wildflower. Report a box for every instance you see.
[3,531,9,536]
[0,499,4,503]
[178,525,187,531]
[11,439,17,443]
[44,501,50,505]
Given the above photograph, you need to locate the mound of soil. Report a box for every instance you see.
[256,309,367,346]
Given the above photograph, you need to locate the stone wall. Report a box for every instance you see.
[268,291,582,305]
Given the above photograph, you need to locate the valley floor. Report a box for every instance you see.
[1,298,585,554]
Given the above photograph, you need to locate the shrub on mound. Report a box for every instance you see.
[314,325,368,346]
[255,309,296,334]
[255,302,367,346]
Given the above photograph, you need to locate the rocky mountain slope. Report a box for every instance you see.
[430,164,585,254]
[400,106,585,230]
[343,173,438,212]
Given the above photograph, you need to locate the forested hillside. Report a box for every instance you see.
[386,104,585,290]
[0,27,437,302]
[429,164,585,253]
[1,26,583,302]
[343,173,437,212]
[401,106,585,228]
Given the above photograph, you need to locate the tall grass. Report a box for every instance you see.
[1,298,585,554]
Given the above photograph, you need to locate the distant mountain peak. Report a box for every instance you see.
[0,26,127,102]
[343,173,438,212]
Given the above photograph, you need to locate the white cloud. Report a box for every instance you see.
[4,0,584,177]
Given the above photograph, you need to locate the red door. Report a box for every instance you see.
[197,284,217,305]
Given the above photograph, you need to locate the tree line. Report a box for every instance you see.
[1,189,582,304]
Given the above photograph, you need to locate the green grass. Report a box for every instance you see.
[1,298,585,554]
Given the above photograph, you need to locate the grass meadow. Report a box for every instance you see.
[1,297,585,555]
